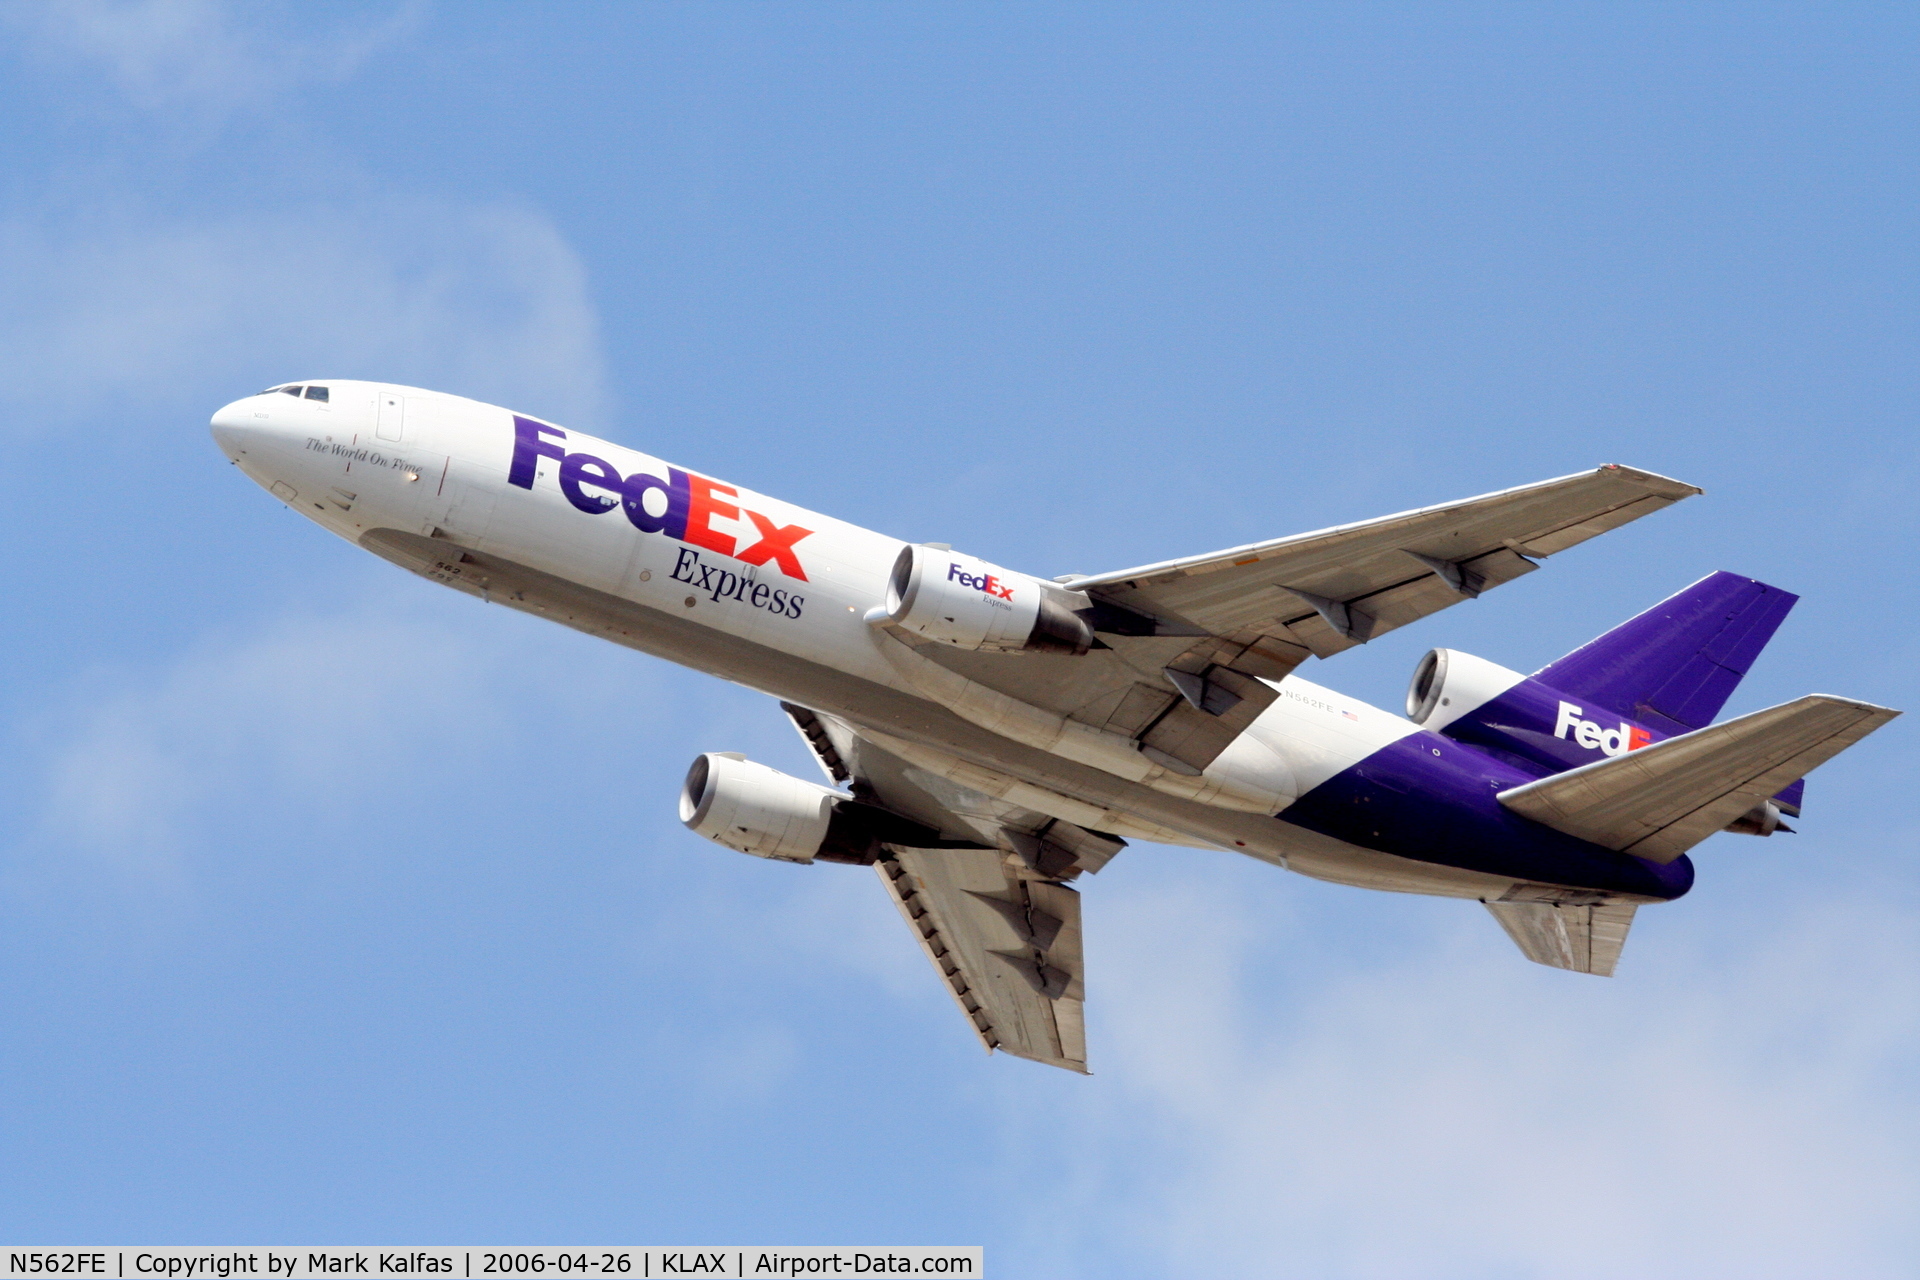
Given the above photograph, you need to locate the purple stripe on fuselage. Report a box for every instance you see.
[1279,732,1695,900]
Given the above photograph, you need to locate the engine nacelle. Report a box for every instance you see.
[679,752,954,864]
[873,545,1093,655]
[1405,647,1528,726]
[680,752,839,863]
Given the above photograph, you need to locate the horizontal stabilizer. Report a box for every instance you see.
[1484,899,1636,976]
[1499,695,1900,864]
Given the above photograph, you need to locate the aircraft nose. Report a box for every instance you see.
[209,396,260,459]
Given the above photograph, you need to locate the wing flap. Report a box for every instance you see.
[1273,546,1543,655]
[1137,663,1281,774]
[1498,695,1899,863]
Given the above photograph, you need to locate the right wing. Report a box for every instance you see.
[877,845,1089,1073]
[784,703,1120,1073]
[1498,694,1899,864]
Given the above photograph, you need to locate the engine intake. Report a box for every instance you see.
[872,545,1093,655]
[679,752,958,864]
[1405,648,1528,725]
[680,753,836,862]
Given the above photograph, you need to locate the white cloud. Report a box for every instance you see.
[31,597,520,886]
[1064,877,1920,1279]
[2,4,603,429]
[0,198,609,430]
[8,0,421,116]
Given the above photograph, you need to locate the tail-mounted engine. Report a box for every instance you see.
[1405,648,1530,726]
[679,752,961,864]
[870,545,1093,655]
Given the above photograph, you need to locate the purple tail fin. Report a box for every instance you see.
[1431,571,1805,812]
[1534,571,1798,736]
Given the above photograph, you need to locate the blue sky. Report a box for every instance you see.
[1,3,1915,1275]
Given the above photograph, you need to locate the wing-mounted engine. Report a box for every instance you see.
[868,546,1293,781]
[872,545,1094,655]
[679,752,837,862]
[680,752,975,864]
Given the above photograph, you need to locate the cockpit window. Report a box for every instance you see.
[279,385,304,397]
[304,385,329,402]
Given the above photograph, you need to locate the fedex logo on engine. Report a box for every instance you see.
[508,417,812,581]
[1554,701,1655,757]
[948,561,1014,601]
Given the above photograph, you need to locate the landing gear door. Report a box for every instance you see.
[377,392,406,442]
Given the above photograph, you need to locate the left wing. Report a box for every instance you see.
[907,465,1699,777]
[1064,464,1700,661]
[784,704,1120,1072]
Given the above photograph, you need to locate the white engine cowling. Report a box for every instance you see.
[873,544,1093,655]
[1405,647,1528,727]
[680,751,960,864]
[679,752,838,863]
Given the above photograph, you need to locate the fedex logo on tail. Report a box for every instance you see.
[948,561,1014,601]
[509,417,812,580]
[1555,701,1655,757]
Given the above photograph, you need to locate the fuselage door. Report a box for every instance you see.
[377,392,406,442]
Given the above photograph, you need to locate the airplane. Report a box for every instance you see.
[210,380,1900,1073]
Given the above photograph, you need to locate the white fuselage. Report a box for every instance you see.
[211,381,1514,900]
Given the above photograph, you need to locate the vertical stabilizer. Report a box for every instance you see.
[1534,571,1797,736]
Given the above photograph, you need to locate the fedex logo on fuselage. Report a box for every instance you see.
[508,417,812,581]
[948,561,1014,601]
[1554,701,1655,757]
